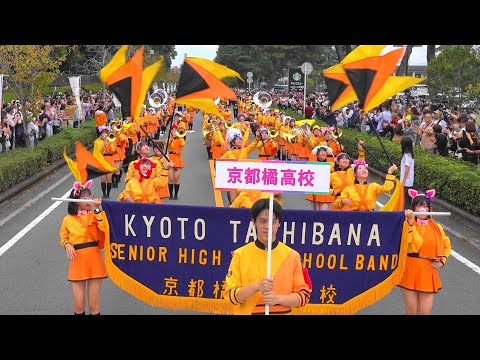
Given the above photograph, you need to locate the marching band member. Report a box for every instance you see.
[306,145,335,210]
[220,127,260,204]
[96,126,116,199]
[125,141,151,184]
[329,140,366,210]
[333,160,398,211]
[223,198,310,315]
[398,189,452,315]
[118,157,162,203]
[94,102,107,137]
[111,121,129,189]
[210,118,227,162]
[256,127,278,160]
[167,123,186,200]
[230,189,283,208]
[59,180,107,315]
[150,141,175,202]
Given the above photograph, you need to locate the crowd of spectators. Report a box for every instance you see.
[0,90,117,152]
[269,88,480,167]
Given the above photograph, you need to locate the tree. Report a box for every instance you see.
[427,45,480,109]
[0,45,71,149]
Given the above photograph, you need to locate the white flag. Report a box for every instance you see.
[68,76,84,120]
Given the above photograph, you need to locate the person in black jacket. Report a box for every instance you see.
[433,124,448,157]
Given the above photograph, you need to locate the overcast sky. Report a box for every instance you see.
[171,45,428,68]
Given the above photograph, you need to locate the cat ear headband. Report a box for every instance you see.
[351,159,368,170]
[73,180,93,197]
[408,188,436,201]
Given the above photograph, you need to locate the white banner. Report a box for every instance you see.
[215,159,331,194]
[68,76,84,120]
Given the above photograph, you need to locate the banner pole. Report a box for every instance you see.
[265,192,274,315]
[51,198,94,203]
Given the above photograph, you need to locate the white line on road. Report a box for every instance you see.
[0,188,71,257]
[0,173,72,227]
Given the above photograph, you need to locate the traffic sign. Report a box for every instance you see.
[247,72,253,78]
[301,62,313,75]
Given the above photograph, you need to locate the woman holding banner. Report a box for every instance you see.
[59,180,107,315]
[398,189,452,315]
[223,198,311,315]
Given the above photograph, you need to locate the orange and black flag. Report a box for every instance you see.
[175,57,243,117]
[99,45,163,122]
[64,141,117,183]
[322,45,386,111]
[341,47,420,111]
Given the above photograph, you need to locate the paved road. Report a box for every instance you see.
[1,110,480,315]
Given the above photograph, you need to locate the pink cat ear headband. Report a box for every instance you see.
[73,180,93,196]
[351,159,368,170]
[407,188,436,201]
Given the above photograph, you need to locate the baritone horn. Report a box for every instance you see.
[148,89,168,109]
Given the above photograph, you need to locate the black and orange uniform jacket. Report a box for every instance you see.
[223,239,310,315]
[59,211,108,281]
[333,173,396,210]
[397,218,451,293]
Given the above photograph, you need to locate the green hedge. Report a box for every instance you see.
[0,120,97,192]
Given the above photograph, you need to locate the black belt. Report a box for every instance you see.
[104,154,113,156]
[170,152,180,155]
[74,241,99,250]
[258,155,270,157]
[407,253,441,261]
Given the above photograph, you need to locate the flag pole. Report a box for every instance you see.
[354,137,389,173]
[367,118,394,166]
[265,192,274,315]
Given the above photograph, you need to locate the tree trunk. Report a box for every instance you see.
[396,45,413,76]
[335,45,347,63]
[426,45,436,64]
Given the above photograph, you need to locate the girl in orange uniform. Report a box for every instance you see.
[167,123,186,200]
[333,160,398,211]
[59,180,107,315]
[118,158,162,203]
[306,145,335,210]
[398,189,452,315]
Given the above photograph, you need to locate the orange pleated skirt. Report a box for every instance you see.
[68,245,108,282]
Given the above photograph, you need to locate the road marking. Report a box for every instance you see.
[0,172,72,227]
[0,189,71,257]
[209,159,224,208]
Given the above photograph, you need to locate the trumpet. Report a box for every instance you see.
[224,120,234,129]
[176,127,187,138]
[107,131,117,142]
[332,128,343,139]
[109,120,123,133]
[269,128,279,138]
